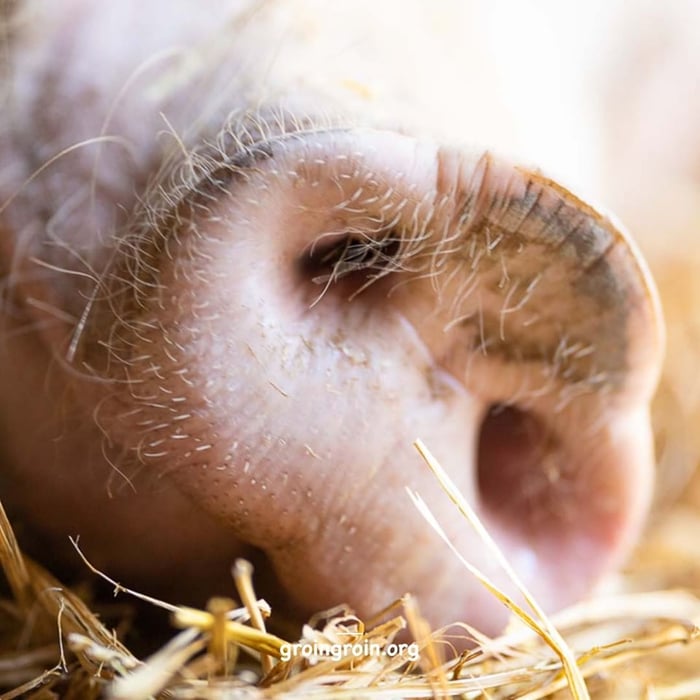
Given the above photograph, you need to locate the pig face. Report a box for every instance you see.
[0,0,663,637]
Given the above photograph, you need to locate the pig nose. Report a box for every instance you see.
[81,127,663,635]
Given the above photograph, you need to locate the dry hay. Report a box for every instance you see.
[1,430,700,700]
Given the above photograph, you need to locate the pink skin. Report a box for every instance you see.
[0,1,663,639]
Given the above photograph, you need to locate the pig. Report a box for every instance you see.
[0,0,664,640]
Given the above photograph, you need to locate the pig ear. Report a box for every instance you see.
[430,151,664,412]
[437,153,664,595]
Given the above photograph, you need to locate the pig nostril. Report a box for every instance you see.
[297,231,403,298]
[476,404,559,534]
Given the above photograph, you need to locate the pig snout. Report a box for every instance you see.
[0,0,663,638]
[80,126,661,632]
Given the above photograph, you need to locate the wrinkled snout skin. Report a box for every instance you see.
[0,0,664,639]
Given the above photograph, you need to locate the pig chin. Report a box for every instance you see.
[67,120,661,636]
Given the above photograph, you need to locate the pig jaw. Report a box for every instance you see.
[68,126,660,634]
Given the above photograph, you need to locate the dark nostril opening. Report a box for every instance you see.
[297,231,403,298]
[477,404,562,534]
